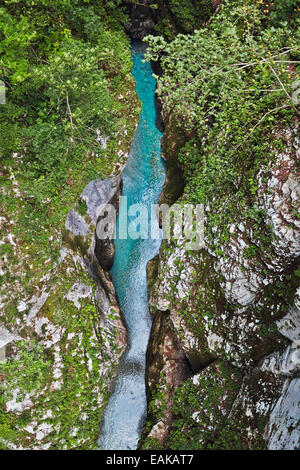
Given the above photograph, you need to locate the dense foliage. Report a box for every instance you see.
[146,0,299,251]
[153,0,215,37]
[0,0,133,262]
[142,0,299,450]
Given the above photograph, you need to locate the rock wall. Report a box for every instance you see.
[0,73,140,449]
[64,175,127,352]
[0,179,129,450]
[125,0,157,39]
[142,113,300,449]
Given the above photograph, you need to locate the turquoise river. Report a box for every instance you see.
[98,41,166,450]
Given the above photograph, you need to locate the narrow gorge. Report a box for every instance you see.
[0,0,299,453]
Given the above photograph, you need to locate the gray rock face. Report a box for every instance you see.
[81,177,122,225]
[65,176,122,271]
[261,345,300,376]
[64,176,126,346]
[65,281,93,309]
[94,178,122,271]
[145,121,300,449]
[83,177,122,270]
[0,326,15,349]
[267,378,300,450]
[0,326,16,360]
[65,209,90,237]
[277,288,300,345]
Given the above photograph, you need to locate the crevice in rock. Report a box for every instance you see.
[94,178,123,272]
[186,355,217,375]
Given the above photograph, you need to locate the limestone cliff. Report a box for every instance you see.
[142,113,300,450]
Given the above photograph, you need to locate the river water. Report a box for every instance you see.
[98,41,166,450]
